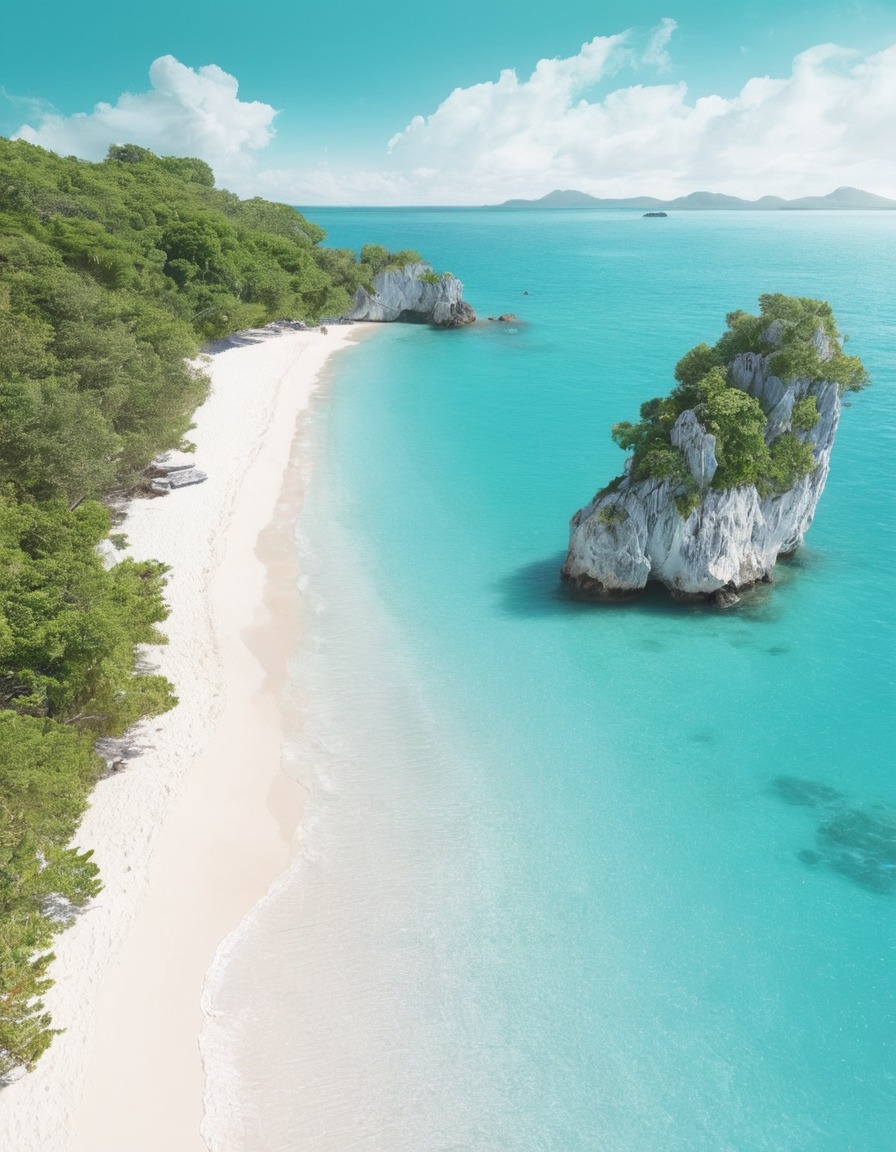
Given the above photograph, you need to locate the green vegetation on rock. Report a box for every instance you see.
[597,505,629,528]
[714,295,868,393]
[417,269,454,285]
[791,395,820,431]
[360,244,422,280]
[0,138,411,1077]
[609,295,867,512]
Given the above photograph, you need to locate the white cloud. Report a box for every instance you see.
[12,34,896,206]
[248,30,895,205]
[643,17,678,71]
[13,56,277,185]
[320,34,893,204]
[387,33,628,158]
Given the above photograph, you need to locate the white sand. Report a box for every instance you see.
[0,323,367,1151]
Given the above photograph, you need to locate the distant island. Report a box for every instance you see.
[494,186,896,211]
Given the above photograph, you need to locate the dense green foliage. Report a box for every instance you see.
[417,269,454,285]
[0,494,175,1077]
[608,295,867,512]
[360,244,422,279]
[0,715,103,1075]
[0,139,416,1077]
[0,497,173,728]
[791,395,820,432]
[0,138,420,501]
[714,295,868,392]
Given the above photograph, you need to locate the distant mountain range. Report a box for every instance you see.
[494,186,896,211]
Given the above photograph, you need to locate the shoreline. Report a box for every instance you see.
[0,322,370,1150]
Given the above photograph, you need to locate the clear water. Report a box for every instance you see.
[203,211,896,1151]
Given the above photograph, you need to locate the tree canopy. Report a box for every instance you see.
[608,295,867,511]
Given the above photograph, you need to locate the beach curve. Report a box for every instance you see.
[0,322,369,1151]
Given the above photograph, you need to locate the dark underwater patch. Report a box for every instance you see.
[818,809,896,894]
[771,776,896,896]
[772,775,846,807]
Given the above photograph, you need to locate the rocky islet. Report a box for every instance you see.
[348,261,476,327]
[562,298,867,605]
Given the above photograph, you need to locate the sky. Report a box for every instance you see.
[1,0,895,204]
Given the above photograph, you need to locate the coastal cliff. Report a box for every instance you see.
[348,261,476,327]
[562,296,868,605]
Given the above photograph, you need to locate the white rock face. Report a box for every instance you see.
[562,329,842,603]
[348,262,476,326]
[671,409,717,485]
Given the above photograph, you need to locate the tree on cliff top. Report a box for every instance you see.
[610,295,867,502]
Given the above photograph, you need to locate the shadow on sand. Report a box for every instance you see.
[203,320,317,355]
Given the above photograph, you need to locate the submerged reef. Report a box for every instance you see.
[348,261,476,327]
[562,295,868,605]
[772,776,896,895]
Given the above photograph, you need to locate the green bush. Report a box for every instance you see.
[0,714,103,1075]
[674,490,702,520]
[595,474,624,501]
[360,244,421,278]
[598,505,629,528]
[791,395,820,432]
[606,295,867,510]
[764,433,818,495]
[417,269,453,286]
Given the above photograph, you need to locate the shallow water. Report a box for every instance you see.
[202,210,896,1150]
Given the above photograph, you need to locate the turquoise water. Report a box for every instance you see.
[207,211,896,1150]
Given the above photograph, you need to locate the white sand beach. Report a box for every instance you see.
[0,323,367,1151]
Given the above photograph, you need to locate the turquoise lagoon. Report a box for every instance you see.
[203,210,895,1150]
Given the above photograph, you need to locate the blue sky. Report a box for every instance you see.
[2,1,894,203]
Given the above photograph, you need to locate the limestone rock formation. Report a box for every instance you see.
[561,301,864,605]
[348,262,475,327]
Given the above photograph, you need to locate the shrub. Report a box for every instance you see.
[675,490,702,519]
[598,505,628,528]
[791,396,820,432]
[765,433,817,494]
[606,295,867,499]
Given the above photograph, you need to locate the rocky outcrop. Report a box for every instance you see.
[562,326,843,605]
[348,262,475,327]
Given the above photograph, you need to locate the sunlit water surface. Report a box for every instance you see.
[202,210,896,1151]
